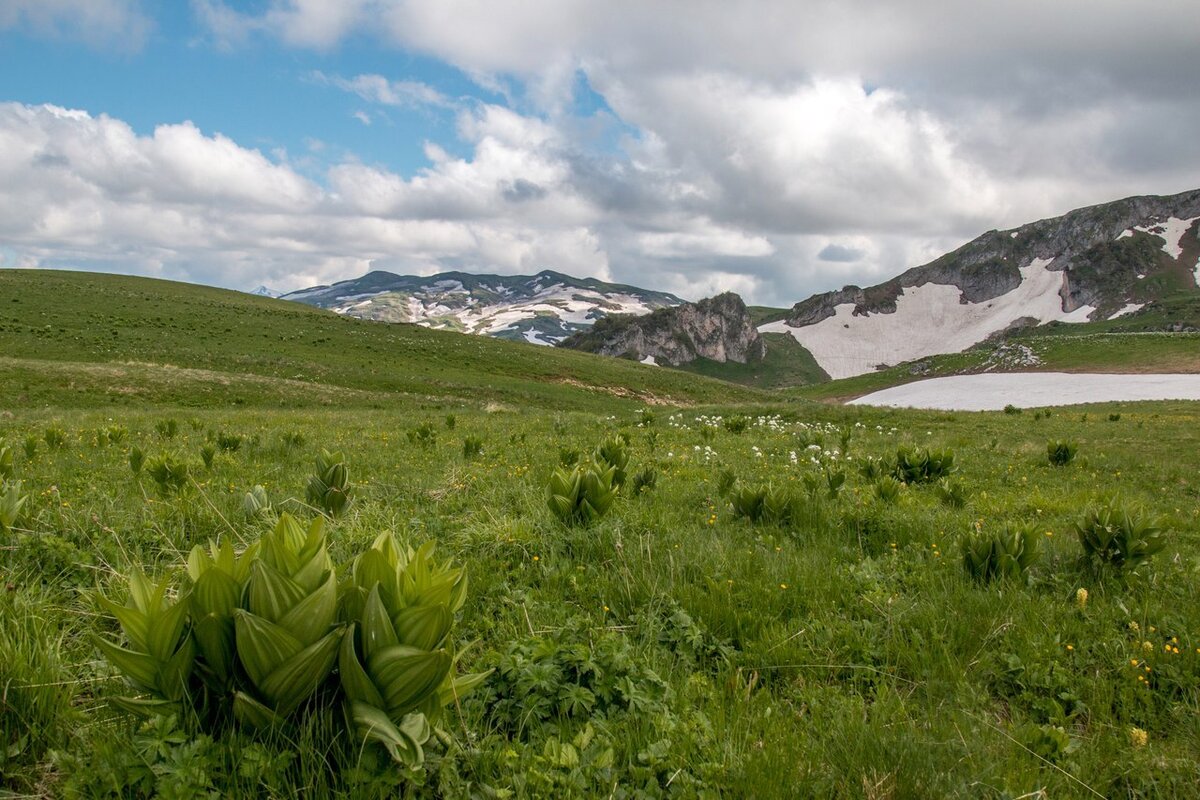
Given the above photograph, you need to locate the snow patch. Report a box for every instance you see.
[849,373,1200,411]
[1117,216,1198,259]
[1009,231,1019,239]
[640,355,658,366]
[1109,303,1144,320]
[760,258,1096,380]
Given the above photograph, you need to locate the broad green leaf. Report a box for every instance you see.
[393,604,451,651]
[97,596,150,652]
[361,586,399,661]
[192,568,240,618]
[247,561,307,623]
[347,701,424,766]
[368,646,452,716]
[338,625,386,707]
[146,594,190,663]
[234,611,302,688]
[279,571,338,646]
[233,691,284,729]
[259,628,343,715]
[159,634,196,701]
[94,637,159,692]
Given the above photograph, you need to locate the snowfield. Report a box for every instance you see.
[849,372,1200,411]
[1117,216,1198,259]
[760,258,1095,379]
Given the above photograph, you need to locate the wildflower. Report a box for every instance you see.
[532,555,540,562]
[1066,644,1074,652]
[1143,641,1153,653]
[1128,727,1148,748]
[1075,588,1089,609]
[779,583,788,590]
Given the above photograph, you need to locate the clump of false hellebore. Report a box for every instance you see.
[94,513,488,767]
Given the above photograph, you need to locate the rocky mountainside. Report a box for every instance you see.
[281,269,682,345]
[558,292,766,367]
[763,188,1200,379]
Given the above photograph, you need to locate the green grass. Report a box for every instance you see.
[677,332,830,388]
[747,305,790,326]
[1,269,1199,798]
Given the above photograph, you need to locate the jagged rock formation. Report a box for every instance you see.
[765,188,1200,379]
[281,269,682,345]
[558,292,766,366]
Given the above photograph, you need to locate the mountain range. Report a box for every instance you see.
[279,188,1200,380]
[280,269,681,345]
[762,188,1199,378]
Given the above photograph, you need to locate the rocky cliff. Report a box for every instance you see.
[559,292,766,366]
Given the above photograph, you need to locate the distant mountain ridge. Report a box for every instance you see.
[281,269,683,345]
[762,188,1200,379]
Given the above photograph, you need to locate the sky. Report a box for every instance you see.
[2,1,1199,305]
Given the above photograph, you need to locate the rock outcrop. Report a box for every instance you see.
[559,292,766,366]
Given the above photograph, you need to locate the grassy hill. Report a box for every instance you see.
[0,270,772,412]
[1,268,1199,798]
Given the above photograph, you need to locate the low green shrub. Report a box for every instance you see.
[631,466,658,496]
[961,522,1041,583]
[547,462,616,526]
[146,455,190,495]
[1075,500,1165,572]
[722,415,749,434]
[306,449,352,517]
[94,515,485,767]
[462,435,484,459]
[44,427,66,449]
[0,480,27,533]
[243,485,271,518]
[0,446,12,481]
[892,444,956,484]
[873,476,903,504]
[407,423,437,448]
[216,432,242,452]
[934,477,968,508]
[730,484,796,525]
[1047,440,1078,467]
[593,437,629,490]
[129,445,145,474]
[716,468,737,498]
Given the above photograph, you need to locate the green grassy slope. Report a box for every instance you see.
[0,269,772,411]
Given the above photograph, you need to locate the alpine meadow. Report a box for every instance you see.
[1,270,1198,798]
[4,2,1200,797]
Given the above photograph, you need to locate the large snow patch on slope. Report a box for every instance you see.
[849,372,1200,411]
[761,259,1094,379]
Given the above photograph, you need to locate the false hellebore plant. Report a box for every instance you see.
[94,514,486,766]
